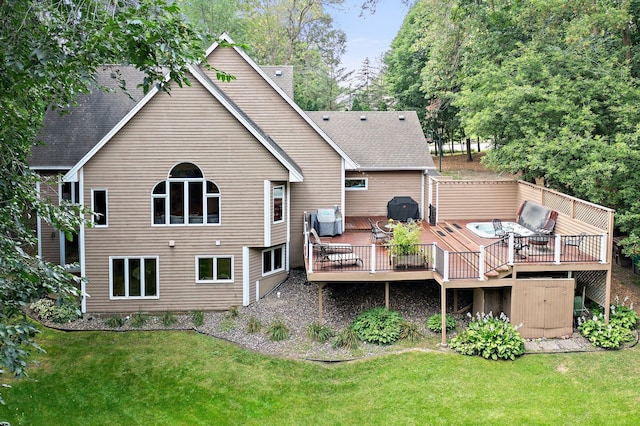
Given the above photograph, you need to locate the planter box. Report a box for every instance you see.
[392,254,427,270]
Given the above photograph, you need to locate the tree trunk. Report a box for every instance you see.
[466,137,472,162]
[477,138,481,152]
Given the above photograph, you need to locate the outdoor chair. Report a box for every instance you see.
[564,233,587,258]
[529,218,556,247]
[513,235,529,259]
[369,218,392,244]
[492,218,507,238]
[574,286,588,320]
[309,228,352,254]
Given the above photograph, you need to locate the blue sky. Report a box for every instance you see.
[327,1,411,73]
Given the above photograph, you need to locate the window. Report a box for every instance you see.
[61,181,80,203]
[92,189,108,226]
[273,185,284,223]
[152,163,220,225]
[345,178,368,191]
[110,257,158,299]
[196,256,233,283]
[262,245,284,275]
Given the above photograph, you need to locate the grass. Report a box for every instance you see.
[2,327,640,425]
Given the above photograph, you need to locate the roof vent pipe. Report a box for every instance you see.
[360,115,366,121]
[275,70,283,76]
[322,115,329,121]
[398,115,405,120]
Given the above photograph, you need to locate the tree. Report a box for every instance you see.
[0,0,217,400]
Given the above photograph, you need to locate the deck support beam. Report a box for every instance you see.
[441,284,448,346]
[317,282,326,324]
[385,282,390,309]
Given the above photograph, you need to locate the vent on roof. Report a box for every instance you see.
[322,115,329,121]
[398,115,405,120]
[360,115,367,121]
[275,70,283,76]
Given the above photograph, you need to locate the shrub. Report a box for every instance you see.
[227,306,239,318]
[351,307,403,345]
[105,316,126,328]
[578,299,638,349]
[332,327,359,350]
[449,312,525,360]
[266,319,290,341]
[161,311,177,326]
[130,310,147,328]
[427,313,457,333]
[399,321,423,342]
[30,298,80,324]
[218,316,236,332]
[306,322,334,343]
[246,316,262,334]
[191,310,205,327]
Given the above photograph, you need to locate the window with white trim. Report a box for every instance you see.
[273,185,284,223]
[152,163,220,225]
[92,189,108,227]
[110,257,159,298]
[262,245,284,276]
[345,178,368,191]
[196,256,233,283]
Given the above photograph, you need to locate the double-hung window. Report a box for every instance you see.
[110,257,159,299]
[152,163,220,225]
[196,256,233,283]
[262,245,285,276]
[273,185,284,223]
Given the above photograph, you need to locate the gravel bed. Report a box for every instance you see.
[35,269,601,360]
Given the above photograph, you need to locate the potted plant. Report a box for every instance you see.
[388,220,427,269]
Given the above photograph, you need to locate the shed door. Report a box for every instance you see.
[512,279,574,339]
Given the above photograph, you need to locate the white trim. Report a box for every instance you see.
[242,247,250,306]
[264,180,271,247]
[36,181,42,259]
[261,245,285,277]
[79,169,87,313]
[208,34,358,170]
[195,255,234,283]
[109,256,160,299]
[91,188,108,227]
[285,183,291,273]
[273,184,285,224]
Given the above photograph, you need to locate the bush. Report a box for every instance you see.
[306,322,334,343]
[191,310,205,327]
[246,316,262,334]
[578,299,638,349]
[227,306,239,318]
[161,311,177,326]
[449,312,525,360]
[266,319,290,341]
[333,327,359,350]
[351,307,403,345]
[30,298,80,324]
[399,321,422,342]
[105,316,126,328]
[427,313,457,333]
[130,310,147,328]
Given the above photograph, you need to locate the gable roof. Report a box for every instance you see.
[305,111,435,171]
[208,33,358,170]
[260,66,294,99]
[59,64,303,183]
[30,66,146,169]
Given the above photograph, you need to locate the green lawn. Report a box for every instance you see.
[1,328,640,425]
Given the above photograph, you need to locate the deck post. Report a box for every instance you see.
[600,233,607,263]
[385,282,390,309]
[441,284,448,346]
[478,246,486,280]
[554,235,561,264]
[309,243,314,273]
[371,244,377,273]
[317,282,326,324]
[443,251,449,281]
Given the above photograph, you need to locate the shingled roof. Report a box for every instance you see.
[305,111,435,171]
[30,66,146,169]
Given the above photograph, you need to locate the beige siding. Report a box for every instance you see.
[82,77,291,313]
[204,49,344,268]
[345,171,424,218]
[38,174,62,263]
[433,179,520,221]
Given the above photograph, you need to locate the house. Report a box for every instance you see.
[31,34,613,342]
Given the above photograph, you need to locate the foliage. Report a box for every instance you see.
[227,306,239,318]
[218,316,237,333]
[388,220,424,256]
[426,313,457,333]
[351,307,403,345]
[191,310,205,327]
[578,299,638,349]
[130,311,148,328]
[105,316,126,328]
[449,312,525,360]
[266,319,290,342]
[399,321,422,343]
[29,298,80,324]
[306,322,334,343]
[332,327,359,350]
[246,316,262,334]
[161,311,177,327]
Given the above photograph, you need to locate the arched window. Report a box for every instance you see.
[152,163,220,225]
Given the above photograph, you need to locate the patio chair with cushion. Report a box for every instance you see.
[309,228,353,254]
[529,218,556,247]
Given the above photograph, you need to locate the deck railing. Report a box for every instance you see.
[306,233,607,281]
